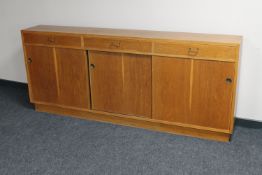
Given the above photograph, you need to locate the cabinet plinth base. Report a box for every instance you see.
[35,103,231,142]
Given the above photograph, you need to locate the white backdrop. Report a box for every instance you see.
[0,0,261,121]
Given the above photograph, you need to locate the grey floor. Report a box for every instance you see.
[0,82,262,175]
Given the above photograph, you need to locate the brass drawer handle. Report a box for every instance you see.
[109,41,121,48]
[188,47,199,56]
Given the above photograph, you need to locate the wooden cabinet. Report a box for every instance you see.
[89,51,151,117]
[21,25,242,141]
[25,45,58,103]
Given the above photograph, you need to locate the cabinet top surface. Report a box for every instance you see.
[22,25,242,45]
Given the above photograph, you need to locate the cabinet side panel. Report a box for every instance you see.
[229,46,241,132]
[21,32,34,101]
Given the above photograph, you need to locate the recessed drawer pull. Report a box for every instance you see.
[47,37,54,43]
[226,78,233,84]
[109,41,121,48]
[27,58,32,64]
[188,47,199,56]
[90,63,95,69]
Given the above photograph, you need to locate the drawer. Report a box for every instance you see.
[23,32,54,45]
[84,36,152,53]
[153,41,237,61]
[23,32,82,48]
[54,34,82,47]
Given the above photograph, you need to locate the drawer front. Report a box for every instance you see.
[23,32,82,48]
[84,36,152,53]
[23,32,54,45]
[54,35,82,48]
[153,41,237,61]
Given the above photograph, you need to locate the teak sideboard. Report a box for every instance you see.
[21,25,242,142]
